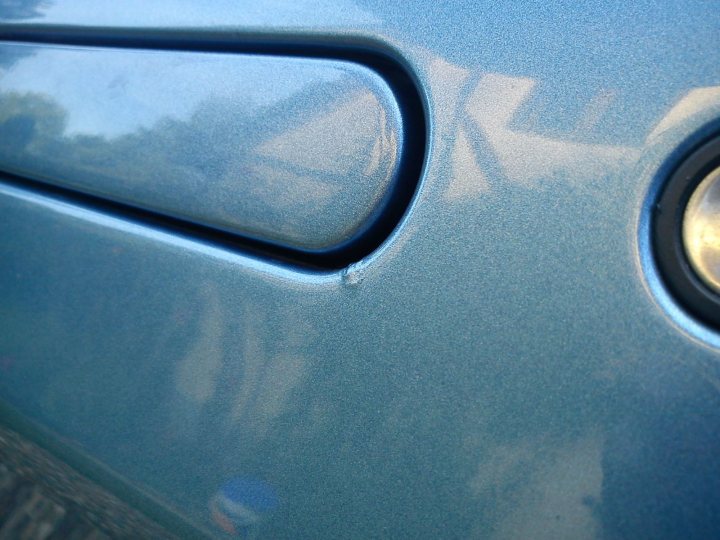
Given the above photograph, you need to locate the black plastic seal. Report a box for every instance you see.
[653,136,720,328]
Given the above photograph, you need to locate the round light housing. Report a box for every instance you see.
[653,136,720,327]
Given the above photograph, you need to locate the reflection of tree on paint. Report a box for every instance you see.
[0,90,256,204]
[0,4,51,68]
[0,0,49,20]
[0,67,396,247]
[4,42,720,540]
[0,92,66,151]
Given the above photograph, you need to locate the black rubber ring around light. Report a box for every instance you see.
[653,136,720,328]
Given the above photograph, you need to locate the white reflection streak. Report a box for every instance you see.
[469,433,603,540]
[447,126,489,200]
[647,86,720,141]
[244,91,389,218]
[492,434,603,540]
[242,89,398,247]
[421,56,491,201]
[170,292,311,441]
[257,91,383,176]
[465,73,636,187]
[174,284,224,403]
[229,307,309,440]
[242,164,340,211]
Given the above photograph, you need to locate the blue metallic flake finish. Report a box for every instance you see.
[0,42,405,253]
[1,1,720,539]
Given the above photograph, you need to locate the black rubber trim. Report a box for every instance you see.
[0,27,427,270]
[653,135,720,328]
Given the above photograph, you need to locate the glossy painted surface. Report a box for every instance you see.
[1,1,720,539]
[0,42,404,252]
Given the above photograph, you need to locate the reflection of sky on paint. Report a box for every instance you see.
[435,62,720,196]
[28,0,381,26]
[1,44,342,137]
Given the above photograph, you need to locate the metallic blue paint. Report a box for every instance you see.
[1,1,720,538]
[0,42,405,252]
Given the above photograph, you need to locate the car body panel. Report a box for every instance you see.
[0,42,407,253]
[1,1,720,538]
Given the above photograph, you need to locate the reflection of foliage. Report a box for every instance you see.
[0,76,370,241]
[0,0,50,21]
[0,82,342,446]
[0,90,255,213]
[0,88,258,190]
[0,0,50,71]
[0,92,66,152]
[0,84,403,527]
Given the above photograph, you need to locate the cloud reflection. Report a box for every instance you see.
[465,73,637,188]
